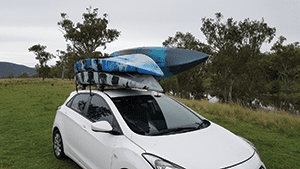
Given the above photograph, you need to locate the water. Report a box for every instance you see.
[205,94,299,115]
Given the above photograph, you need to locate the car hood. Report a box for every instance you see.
[129,122,254,168]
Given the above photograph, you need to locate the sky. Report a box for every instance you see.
[0,0,299,68]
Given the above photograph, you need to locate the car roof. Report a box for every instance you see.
[104,88,156,98]
[71,88,160,98]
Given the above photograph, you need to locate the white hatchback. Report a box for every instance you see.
[52,88,266,169]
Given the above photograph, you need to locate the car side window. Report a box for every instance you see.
[87,95,114,124]
[70,94,90,114]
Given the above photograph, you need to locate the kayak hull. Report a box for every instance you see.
[74,54,163,77]
[110,47,209,80]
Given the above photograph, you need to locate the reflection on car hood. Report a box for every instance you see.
[129,122,254,168]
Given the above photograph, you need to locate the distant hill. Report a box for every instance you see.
[0,62,37,78]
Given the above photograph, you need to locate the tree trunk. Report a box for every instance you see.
[61,65,65,80]
[223,87,228,103]
[228,79,234,103]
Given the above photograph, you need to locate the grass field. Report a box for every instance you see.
[176,98,300,169]
[0,79,299,168]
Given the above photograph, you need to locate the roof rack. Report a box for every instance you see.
[74,70,163,94]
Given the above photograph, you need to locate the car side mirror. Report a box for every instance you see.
[91,121,113,132]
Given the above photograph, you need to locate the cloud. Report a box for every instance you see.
[0,26,56,43]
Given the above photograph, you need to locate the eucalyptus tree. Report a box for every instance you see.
[269,36,300,87]
[58,6,121,59]
[55,46,84,79]
[7,73,14,79]
[163,32,212,52]
[201,13,276,103]
[28,44,55,81]
[262,37,300,114]
[18,72,29,78]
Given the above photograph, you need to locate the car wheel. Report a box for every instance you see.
[53,129,66,159]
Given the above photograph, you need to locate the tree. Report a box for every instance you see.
[30,74,39,78]
[55,46,85,80]
[58,6,121,59]
[18,72,29,78]
[163,32,212,53]
[7,73,14,79]
[48,65,61,78]
[161,32,212,99]
[201,13,276,103]
[28,44,55,81]
[56,50,68,80]
[269,36,300,87]
[159,76,179,95]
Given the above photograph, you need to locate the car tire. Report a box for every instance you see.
[53,129,66,159]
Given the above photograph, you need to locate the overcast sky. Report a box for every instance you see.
[0,0,299,67]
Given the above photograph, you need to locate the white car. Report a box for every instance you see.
[52,88,266,169]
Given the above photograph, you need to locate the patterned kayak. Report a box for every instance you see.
[75,71,163,92]
[110,47,209,80]
[74,54,163,77]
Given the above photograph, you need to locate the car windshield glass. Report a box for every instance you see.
[112,95,204,136]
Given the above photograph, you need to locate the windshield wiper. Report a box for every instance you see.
[149,126,200,136]
[148,121,211,136]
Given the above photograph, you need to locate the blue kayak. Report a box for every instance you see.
[110,47,209,80]
[74,54,164,77]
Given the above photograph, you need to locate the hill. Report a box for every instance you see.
[0,62,37,78]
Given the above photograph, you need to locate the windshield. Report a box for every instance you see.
[112,95,205,136]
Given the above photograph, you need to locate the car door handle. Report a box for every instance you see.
[81,124,87,131]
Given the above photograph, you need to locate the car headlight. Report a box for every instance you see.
[142,153,184,169]
[238,136,261,158]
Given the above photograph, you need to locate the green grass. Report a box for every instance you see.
[0,79,299,168]
[0,79,80,169]
[176,97,300,169]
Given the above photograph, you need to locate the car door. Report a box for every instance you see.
[77,94,121,169]
[63,93,90,162]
